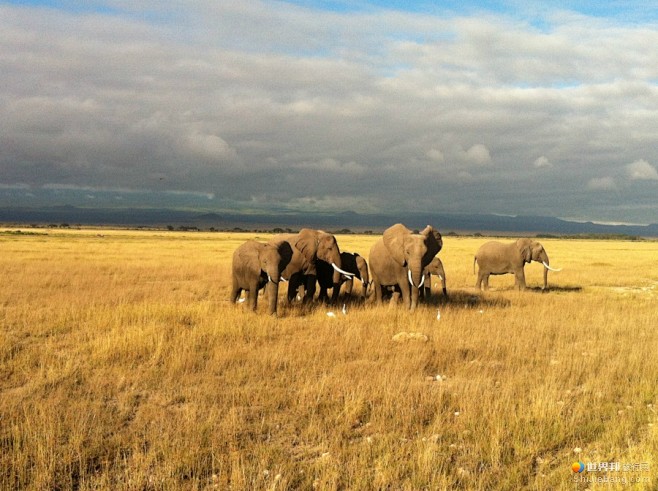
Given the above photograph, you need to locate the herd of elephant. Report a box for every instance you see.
[230,223,561,316]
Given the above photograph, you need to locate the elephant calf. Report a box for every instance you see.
[474,238,560,291]
[316,252,370,302]
[421,256,448,299]
[230,239,293,315]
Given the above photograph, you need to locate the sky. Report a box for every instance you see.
[1,1,658,224]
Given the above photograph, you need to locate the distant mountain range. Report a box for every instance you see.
[1,205,657,237]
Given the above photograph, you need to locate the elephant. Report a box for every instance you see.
[369,224,443,311]
[473,238,561,291]
[421,256,448,299]
[316,252,370,302]
[230,239,293,315]
[275,229,354,305]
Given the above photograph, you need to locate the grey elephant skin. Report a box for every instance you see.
[422,256,448,299]
[474,238,555,291]
[369,223,443,311]
[230,239,293,315]
[275,229,352,305]
[316,252,370,302]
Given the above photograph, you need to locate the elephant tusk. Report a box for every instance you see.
[437,275,443,281]
[407,270,423,288]
[332,262,355,277]
[280,276,288,283]
[542,261,562,272]
[342,274,352,280]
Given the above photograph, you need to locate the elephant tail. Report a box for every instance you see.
[473,255,477,274]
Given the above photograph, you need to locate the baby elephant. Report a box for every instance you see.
[230,239,293,315]
[421,256,447,299]
[474,238,560,291]
[316,252,370,302]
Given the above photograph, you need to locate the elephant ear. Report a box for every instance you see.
[294,229,319,263]
[420,225,442,259]
[270,239,293,273]
[355,254,368,281]
[516,238,532,263]
[239,240,264,274]
[383,223,411,266]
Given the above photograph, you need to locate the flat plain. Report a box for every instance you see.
[1,228,656,490]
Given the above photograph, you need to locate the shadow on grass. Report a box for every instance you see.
[422,290,512,309]
[525,285,583,293]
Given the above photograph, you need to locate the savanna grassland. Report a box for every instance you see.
[1,228,656,490]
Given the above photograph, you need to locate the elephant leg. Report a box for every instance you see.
[248,282,259,311]
[230,280,242,303]
[483,275,490,291]
[515,269,526,291]
[475,271,483,290]
[287,273,302,303]
[304,274,317,303]
[372,275,383,304]
[398,280,412,310]
[343,278,353,296]
[389,290,400,307]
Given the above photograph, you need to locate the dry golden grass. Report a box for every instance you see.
[1,228,656,490]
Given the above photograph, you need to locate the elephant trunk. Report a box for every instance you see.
[328,256,350,305]
[266,279,279,316]
[408,265,424,311]
[540,252,549,290]
[407,268,424,289]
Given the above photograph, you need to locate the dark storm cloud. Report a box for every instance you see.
[1,2,657,223]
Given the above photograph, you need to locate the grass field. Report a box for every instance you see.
[1,228,656,490]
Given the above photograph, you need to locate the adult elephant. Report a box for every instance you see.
[421,256,448,299]
[276,229,354,305]
[369,224,443,311]
[474,238,561,291]
[316,252,370,302]
[230,239,293,315]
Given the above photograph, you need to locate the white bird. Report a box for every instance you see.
[238,297,246,303]
[341,304,347,315]
[436,309,441,320]
[326,312,336,318]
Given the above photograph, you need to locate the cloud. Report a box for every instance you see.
[533,156,553,168]
[462,144,492,166]
[426,148,445,163]
[626,159,658,181]
[183,132,236,163]
[587,177,617,191]
[0,3,657,223]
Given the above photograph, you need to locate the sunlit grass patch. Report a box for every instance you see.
[0,230,656,489]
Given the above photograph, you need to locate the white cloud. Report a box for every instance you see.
[587,177,617,191]
[426,148,445,163]
[533,156,553,168]
[626,159,658,181]
[183,132,236,162]
[463,144,492,166]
